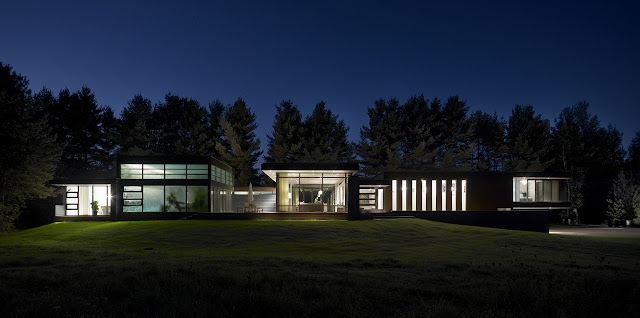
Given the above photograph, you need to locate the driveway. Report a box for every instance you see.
[549,225,640,238]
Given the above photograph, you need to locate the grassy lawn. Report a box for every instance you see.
[1,219,639,317]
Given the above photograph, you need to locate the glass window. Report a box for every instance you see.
[123,192,142,199]
[124,186,142,192]
[431,180,437,211]
[401,180,407,210]
[123,206,142,212]
[187,186,208,212]
[121,164,142,179]
[143,186,164,212]
[552,180,560,202]
[392,180,397,211]
[165,186,187,212]
[441,180,447,210]
[93,185,110,216]
[535,180,543,202]
[451,180,457,211]
[124,199,142,206]
[543,180,552,202]
[411,180,417,211]
[461,180,467,211]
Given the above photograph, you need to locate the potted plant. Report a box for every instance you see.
[91,201,99,216]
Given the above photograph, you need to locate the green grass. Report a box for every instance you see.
[1,219,639,317]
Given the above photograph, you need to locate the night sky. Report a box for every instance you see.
[2,0,639,154]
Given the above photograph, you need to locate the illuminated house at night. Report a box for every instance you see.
[52,156,571,231]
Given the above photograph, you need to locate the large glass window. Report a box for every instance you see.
[165,186,187,212]
[65,185,111,216]
[513,178,569,203]
[143,186,164,212]
[143,164,164,179]
[275,172,350,212]
[121,164,142,179]
[187,186,208,212]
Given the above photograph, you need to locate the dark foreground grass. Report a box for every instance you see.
[1,219,639,317]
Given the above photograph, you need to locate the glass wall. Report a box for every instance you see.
[276,172,350,212]
[65,185,111,216]
[512,178,569,202]
[123,185,210,212]
[120,163,218,181]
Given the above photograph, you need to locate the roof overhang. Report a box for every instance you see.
[261,163,359,182]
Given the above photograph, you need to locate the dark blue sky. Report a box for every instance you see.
[2,0,639,153]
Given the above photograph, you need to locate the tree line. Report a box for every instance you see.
[1,62,639,229]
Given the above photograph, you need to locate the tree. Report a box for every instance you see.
[400,95,441,170]
[606,171,640,223]
[628,131,640,183]
[302,102,354,163]
[551,102,625,223]
[505,105,550,172]
[152,94,208,155]
[357,98,403,176]
[97,106,119,170]
[265,100,304,163]
[216,98,262,185]
[439,96,474,170]
[0,63,61,230]
[470,110,507,171]
[119,94,154,155]
[202,100,225,158]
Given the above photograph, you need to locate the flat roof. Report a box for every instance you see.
[261,162,359,182]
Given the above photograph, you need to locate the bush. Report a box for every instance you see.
[0,203,20,232]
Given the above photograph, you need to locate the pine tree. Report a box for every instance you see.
[357,98,403,176]
[119,94,154,155]
[470,111,507,171]
[202,100,224,158]
[606,172,626,222]
[606,171,639,222]
[302,102,354,163]
[216,98,262,185]
[153,94,208,155]
[97,106,119,169]
[265,100,304,163]
[627,131,640,184]
[505,105,550,172]
[0,63,62,230]
[400,95,441,170]
[551,102,625,223]
[439,96,475,170]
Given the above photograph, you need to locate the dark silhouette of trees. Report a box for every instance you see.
[119,94,154,155]
[216,98,262,185]
[47,87,112,173]
[627,131,640,183]
[357,98,403,176]
[505,105,551,172]
[152,94,208,156]
[470,110,507,171]
[439,96,475,170]
[265,100,304,163]
[301,102,354,163]
[202,100,225,158]
[0,63,61,230]
[550,102,625,223]
[401,95,441,170]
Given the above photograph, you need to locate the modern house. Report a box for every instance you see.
[52,155,234,220]
[51,155,571,231]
